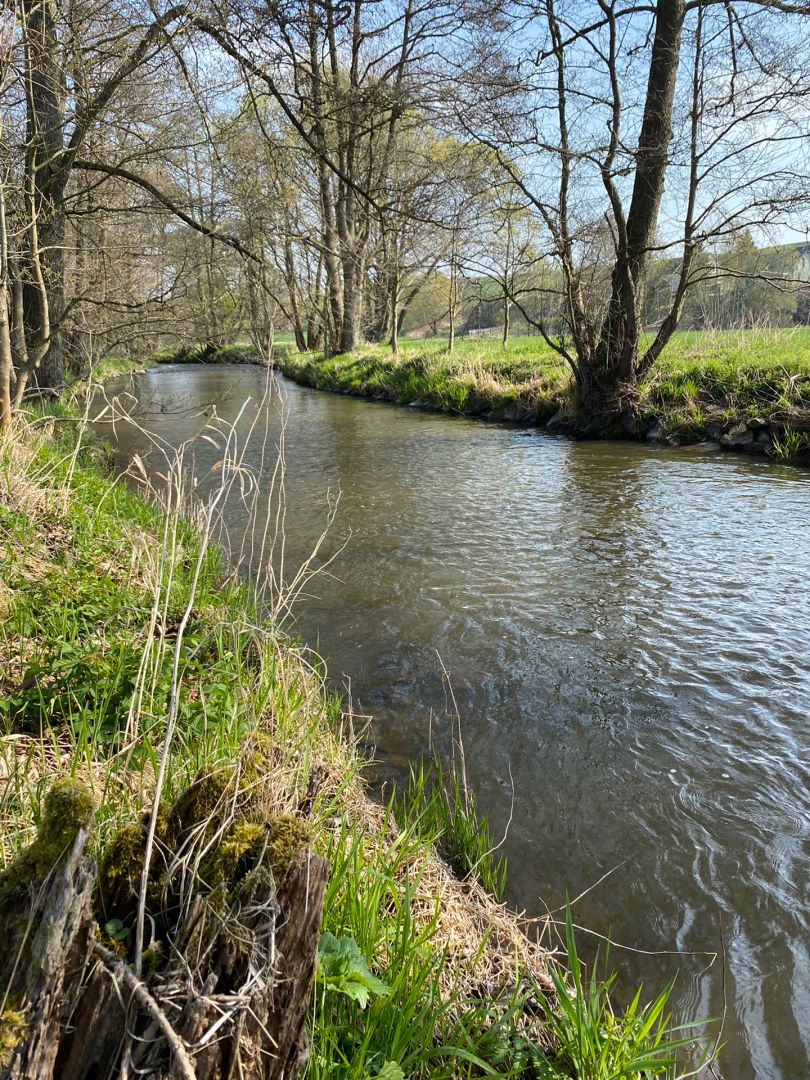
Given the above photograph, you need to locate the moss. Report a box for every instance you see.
[170,765,237,840]
[265,815,311,878]
[96,822,147,922]
[94,770,310,975]
[99,931,128,958]
[141,945,164,976]
[0,1008,26,1069]
[201,815,311,894]
[232,864,277,905]
[40,776,94,845]
[94,769,266,936]
[0,778,94,909]
[95,798,177,928]
[203,821,267,890]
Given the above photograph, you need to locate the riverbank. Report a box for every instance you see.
[0,395,546,1076]
[0,371,713,1077]
[278,331,810,463]
[152,341,264,366]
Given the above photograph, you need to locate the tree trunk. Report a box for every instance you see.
[448,224,460,354]
[262,853,328,1079]
[320,173,344,355]
[306,317,323,351]
[0,276,12,429]
[0,178,13,429]
[580,0,685,429]
[366,266,392,343]
[339,242,364,353]
[390,271,399,357]
[22,0,67,393]
[284,237,308,351]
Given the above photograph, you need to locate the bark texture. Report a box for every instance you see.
[1,829,327,1080]
[3,832,95,1080]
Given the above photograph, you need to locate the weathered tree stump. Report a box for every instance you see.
[172,851,328,1080]
[264,852,328,1080]
[3,830,95,1079]
[1,778,329,1080]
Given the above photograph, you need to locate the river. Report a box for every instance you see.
[97,364,810,1079]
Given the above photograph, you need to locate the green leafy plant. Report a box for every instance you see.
[104,918,130,942]
[371,1064,405,1080]
[538,908,712,1080]
[317,932,391,1009]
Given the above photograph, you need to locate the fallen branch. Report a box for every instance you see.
[91,941,197,1080]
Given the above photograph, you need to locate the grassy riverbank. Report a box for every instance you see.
[0,376,710,1076]
[278,329,810,460]
[151,341,263,366]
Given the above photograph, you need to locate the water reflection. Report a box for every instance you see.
[97,365,810,1080]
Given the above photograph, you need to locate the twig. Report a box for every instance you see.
[92,940,197,1080]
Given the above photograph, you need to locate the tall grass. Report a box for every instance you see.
[0,376,353,862]
[770,424,810,462]
[395,755,507,900]
[312,819,504,1079]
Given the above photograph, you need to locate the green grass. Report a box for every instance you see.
[279,328,810,456]
[771,424,810,462]
[312,818,516,1079]
[536,908,713,1080]
[83,356,151,381]
[653,326,810,371]
[395,755,507,900]
[278,338,568,423]
[645,329,810,418]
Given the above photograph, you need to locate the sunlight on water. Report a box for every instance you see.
[98,365,810,1080]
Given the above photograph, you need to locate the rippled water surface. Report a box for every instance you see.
[100,365,810,1079]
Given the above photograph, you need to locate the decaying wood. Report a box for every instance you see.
[173,851,328,1080]
[51,959,128,1078]
[4,830,95,1080]
[91,942,197,1080]
[2,844,328,1080]
[264,853,328,1080]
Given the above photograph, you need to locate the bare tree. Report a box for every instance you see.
[0,142,13,429]
[194,0,461,354]
[462,0,810,430]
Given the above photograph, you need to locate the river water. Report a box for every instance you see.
[98,364,810,1079]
